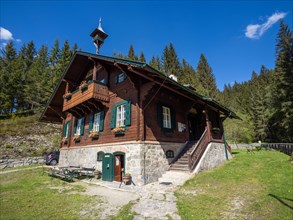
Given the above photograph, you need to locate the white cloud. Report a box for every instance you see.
[0,27,13,40]
[245,12,287,39]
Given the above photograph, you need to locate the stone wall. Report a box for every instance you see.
[194,142,232,173]
[59,141,185,185]
[0,157,44,169]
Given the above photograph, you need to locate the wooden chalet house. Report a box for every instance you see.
[41,21,238,185]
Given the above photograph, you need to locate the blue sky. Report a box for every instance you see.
[1,0,292,91]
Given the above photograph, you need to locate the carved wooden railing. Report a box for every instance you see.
[188,128,209,171]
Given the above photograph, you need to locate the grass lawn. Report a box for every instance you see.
[175,149,293,220]
[0,168,99,220]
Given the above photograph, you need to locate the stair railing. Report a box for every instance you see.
[188,128,209,171]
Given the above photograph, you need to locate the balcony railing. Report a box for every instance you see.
[62,81,109,112]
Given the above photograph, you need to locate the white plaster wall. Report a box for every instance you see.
[194,142,232,173]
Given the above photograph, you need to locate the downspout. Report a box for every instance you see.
[222,112,231,160]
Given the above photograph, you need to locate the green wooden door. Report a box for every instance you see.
[102,153,114,181]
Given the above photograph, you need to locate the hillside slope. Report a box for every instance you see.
[0,114,61,159]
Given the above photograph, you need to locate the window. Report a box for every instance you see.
[73,117,85,136]
[97,151,104,161]
[116,104,126,127]
[93,112,101,132]
[63,121,70,138]
[115,72,126,84]
[110,101,131,129]
[89,111,104,132]
[163,106,171,129]
[166,150,174,158]
[157,103,176,132]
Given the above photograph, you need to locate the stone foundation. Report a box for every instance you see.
[59,141,185,185]
[194,142,232,173]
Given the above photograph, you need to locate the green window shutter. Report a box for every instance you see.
[89,114,93,132]
[73,118,77,135]
[125,100,131,126]
[123,73,127,81]
[80,117,85,135]
[157,103,163,128]
[110,106,116,129]
[63,121,68,137]
[99,110,105,131]
[171,107,176,131]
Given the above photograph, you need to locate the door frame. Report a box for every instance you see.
[113,151,125,182]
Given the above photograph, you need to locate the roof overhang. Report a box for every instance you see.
[40,51,239,123]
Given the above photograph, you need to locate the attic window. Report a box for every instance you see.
[115,72,126,84]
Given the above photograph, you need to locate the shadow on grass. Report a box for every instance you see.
[232,152,239,155]
[268,194,293,210]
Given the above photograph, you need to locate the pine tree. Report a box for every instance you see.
[49,39,61,90]
[0,41,17,113]
[139,52,146,62]
[179,59,203,91]
[271,20,293,141]
[127,44,138,61]
[196,54,219,100]
[161,42,181,76]
[149,55,161,71]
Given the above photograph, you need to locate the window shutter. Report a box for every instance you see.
[157,104,163,128]
[73,118,77,135]
[110,106,116,129]
[171,108,176,130]
[80,117,85,135]
[89,114,93,132]
[99,110,104,131]
[123,72,127,81]
[125,101,131,126]
[114,75,118,84]
[63,121,68,137]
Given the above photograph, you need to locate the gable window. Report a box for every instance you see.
[89,111,104,132]
[157,103,176,132]
[115,72,126,84]
[63,121,70,138]
[73,117,85,136]
[110,100,131,129]
[162,106,171,129]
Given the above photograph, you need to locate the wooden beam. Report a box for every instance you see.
[81,103,92,113]
[48,106,64,120]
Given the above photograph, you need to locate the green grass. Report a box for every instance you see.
[175,150,293,220]
[0,169,96,220]
[110,200,137,220]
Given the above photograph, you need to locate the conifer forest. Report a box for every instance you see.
[1,20,292,143]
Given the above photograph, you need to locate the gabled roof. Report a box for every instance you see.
[40,51,239,123]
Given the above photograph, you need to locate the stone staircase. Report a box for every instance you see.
[168,141,197,172]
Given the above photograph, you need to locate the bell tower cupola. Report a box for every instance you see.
[90,18,108,54]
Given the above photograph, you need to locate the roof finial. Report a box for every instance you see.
[98,17,104,32]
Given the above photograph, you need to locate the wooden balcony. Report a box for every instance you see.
[63,81,109,113]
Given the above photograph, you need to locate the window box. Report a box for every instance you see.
[89,131,99,139]
[73,135,81,143]
[112,127,126,136]
[63,92,72,100]
[211,127,220,132]
[61,137,68,144]
[79,81,88,91]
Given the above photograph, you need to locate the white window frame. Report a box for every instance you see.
[117,72,126,83]
[93,112,101,132]
[75,118,83,135]
[116,104,126,127]
[163,106,171,129]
